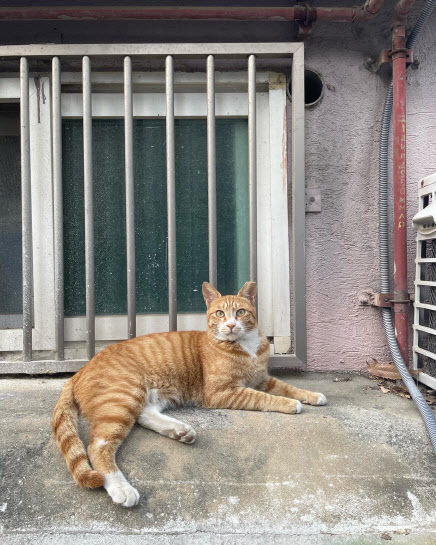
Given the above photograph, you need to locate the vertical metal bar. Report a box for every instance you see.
[83,56,95,358]
[166,55,177,331]
[52,56,64,360]
[20,57,33,361]
[392,24,409,366]
[124,56,136,339]
[248,54,257,283]
[207,55,217,288]
[291,45,307,365]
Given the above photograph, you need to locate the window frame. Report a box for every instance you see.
[0,45,306,369]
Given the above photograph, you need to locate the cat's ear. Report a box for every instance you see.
[202,282,222,308]
[237,282,257,305]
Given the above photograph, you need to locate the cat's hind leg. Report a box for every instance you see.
[88,412,140,507]
[137,391,196,444]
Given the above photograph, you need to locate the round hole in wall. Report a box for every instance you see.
[288,69,324,107]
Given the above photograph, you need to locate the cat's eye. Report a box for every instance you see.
[216,310,225,317]
[236,309,246,316]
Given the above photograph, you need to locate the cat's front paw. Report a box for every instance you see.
[168,423,197,444]
[175,425,197,444]
[316,393,327,406]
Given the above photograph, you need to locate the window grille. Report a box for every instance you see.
[0,43,306,373]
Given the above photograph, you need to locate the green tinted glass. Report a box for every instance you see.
[62,118,249,316]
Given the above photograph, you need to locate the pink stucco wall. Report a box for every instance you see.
[299,2,436,370]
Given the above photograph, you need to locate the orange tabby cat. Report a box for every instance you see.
[52,281,327,507]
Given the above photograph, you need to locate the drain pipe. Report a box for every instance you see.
[379,0,436,451]
[391,0,416,366]
[0,2,385,23]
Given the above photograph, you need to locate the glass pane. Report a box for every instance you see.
[0,105,22,316]
[63,118,249,316]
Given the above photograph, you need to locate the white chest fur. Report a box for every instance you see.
[237,329,261,358]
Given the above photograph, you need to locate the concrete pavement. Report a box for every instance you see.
[1,373,436,544]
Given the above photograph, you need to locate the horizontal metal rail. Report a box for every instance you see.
[415,280,436,287]
[415,258,436,263]
[0,43,302,59]
[413,323,436,335]
[415,302,436,312]
[414,345,436,361]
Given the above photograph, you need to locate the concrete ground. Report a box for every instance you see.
[1,373,436,544]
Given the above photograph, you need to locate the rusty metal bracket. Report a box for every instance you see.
[372,48,413,72]
[372,293,413,308]
[358,291,414,307]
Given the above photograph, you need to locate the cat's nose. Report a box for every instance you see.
[227,323,235,331]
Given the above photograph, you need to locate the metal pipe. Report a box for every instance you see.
[0,3,385,23]
[207,54,217,288]
[52,56,64,360]
[20,56,32,361]
[124,55,136,339]
[394,0,418,22]
[248,54,257,283]
[391,0,416,365]
[166,55,177,331]
[83,56,95,359]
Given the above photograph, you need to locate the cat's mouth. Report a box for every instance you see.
[216,329,241,342]
[223,330,241,341]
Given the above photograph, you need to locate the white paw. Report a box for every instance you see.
[317,393,327,406]
[173,424,197,444]
[104,471,140,508]
[295,401,302,414]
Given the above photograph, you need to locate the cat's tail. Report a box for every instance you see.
[52,378,104,489]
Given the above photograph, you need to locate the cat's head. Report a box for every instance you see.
[202,281,257,342]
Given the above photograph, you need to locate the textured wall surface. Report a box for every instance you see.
[301,2,436,370]
[1,1,435,371]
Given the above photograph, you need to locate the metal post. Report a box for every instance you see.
[248,54,257,283]
[52,56,64,360]
[166,55,177,331]
[20,57,33,361]
[207,54,217,288]
[83,56,95,359]
[392,24,409,366]
[124,56,136,339]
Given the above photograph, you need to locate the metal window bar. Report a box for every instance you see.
[207,55,217,287]
[0,43,305,375]
[166,55,177,332]
[83,55,95,359]
[52,56,64,360]
[124,56,136,339]
[20,57,33,361]
[248,54,257,283]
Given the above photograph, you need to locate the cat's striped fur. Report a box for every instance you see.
[52,282,327,507]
